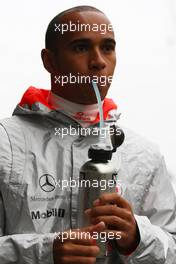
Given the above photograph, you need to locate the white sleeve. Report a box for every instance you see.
[0,228,55,264]
[126,156,176,264]
[0,123,55,264]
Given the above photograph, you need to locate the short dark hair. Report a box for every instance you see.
[45,5,104,53]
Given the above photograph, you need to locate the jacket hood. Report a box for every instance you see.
[13,86,118,125]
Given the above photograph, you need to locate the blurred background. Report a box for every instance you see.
[0,0,176,189]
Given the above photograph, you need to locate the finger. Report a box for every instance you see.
[59,256,96,264]
[73,238,97,246]
[90,215,126,229]
[54,231,97,246]
[54,223,106,247]
[92,198,103,206]
[98,193,131,209]
[71,222,106,245]
[104,229,124,241]
[85,205,130,221]
[80,221,106,235]
[62,243,100,257]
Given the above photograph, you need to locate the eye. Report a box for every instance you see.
[72,44,89,53]
[102,44,115,53]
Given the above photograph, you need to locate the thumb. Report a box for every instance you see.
[79,221,106,235]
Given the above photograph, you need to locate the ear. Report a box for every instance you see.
[41,49,58,74]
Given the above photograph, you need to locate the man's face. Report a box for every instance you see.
[52,11,116,104]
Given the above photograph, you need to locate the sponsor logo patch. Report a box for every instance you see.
[39,174,56,192]
[31,208,65,220]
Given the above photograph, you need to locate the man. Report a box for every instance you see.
[0,5,175,264]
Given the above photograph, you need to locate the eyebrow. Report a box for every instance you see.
[69,38,116,46]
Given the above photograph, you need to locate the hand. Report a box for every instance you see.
[85,193,140,255]
[53,221,106,264]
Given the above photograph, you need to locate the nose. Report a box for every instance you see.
[88,48,106,71]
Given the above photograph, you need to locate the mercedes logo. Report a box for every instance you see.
[39,174,56,192]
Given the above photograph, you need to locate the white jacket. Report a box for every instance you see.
[0,87,176,263]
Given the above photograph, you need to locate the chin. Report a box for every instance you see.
[72,84,109,104]
[84,95,106,105]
